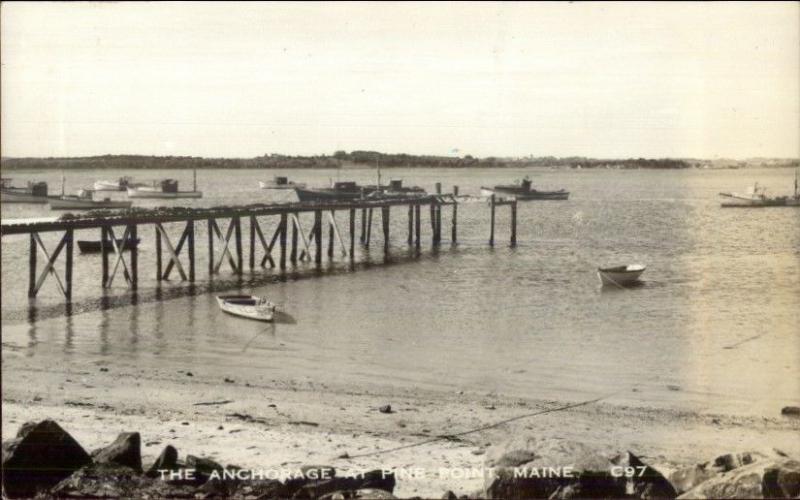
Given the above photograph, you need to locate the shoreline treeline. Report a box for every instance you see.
[1,151,797,170]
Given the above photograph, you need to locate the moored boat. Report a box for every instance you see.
[0,181,52,204]
[77,238,140,253]
[597,264,646,287]
[719,181,795,208]
[126,178,203,199]
[50,189,133,210]
[259,176,306,190]
[481,177,569,200]
[294,181,376,202]
[216,295,276,322]
[93,176,144,191]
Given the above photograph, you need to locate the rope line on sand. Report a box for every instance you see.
[342,392,618,460]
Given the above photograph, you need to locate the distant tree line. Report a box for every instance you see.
[1,152,797,170]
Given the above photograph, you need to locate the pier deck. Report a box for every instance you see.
[1,192,517,303]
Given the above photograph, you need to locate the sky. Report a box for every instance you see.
[1,2,798,159]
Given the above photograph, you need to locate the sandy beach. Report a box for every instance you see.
[3,349,798,498]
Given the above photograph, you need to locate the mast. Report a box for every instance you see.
[61,171,65,196]
[377,159,381,188]
[193,169,197,192]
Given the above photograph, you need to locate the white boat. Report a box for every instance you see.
[93,176,144,191]
[259,176,306,190]
[597,264,646,287]
[216,295,276,322]
[126,173,202,199]
[50,189,133,210]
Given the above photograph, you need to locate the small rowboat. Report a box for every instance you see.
[216,295,276,322]
[597,264,646,287]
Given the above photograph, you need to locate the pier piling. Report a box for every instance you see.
[6,192,509,304]
[490,194,496,247]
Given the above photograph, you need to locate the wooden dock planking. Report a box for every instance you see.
[2,194,515,302]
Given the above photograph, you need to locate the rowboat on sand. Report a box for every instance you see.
[216,295,277,322]
[597,264,646,287]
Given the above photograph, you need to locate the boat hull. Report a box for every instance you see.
[0,191,50,204]
[294,188,366,202]
[260,181,306,189]
[50,198,133,210]
[481,187,569,200]
[127,188,203,199]
[216,295,275,322]
[597,265,646,287]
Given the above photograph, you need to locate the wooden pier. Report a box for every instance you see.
[1,192,517,303]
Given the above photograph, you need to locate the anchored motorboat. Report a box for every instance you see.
[259,176,307,190]
[481,176,569,200]
[50,189,133,210]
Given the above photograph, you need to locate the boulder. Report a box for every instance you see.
[780,406,800,417]
[146,444,180,478]
[92,432,142,472]
[186,454,225,484]
[1,419,92,498]
[484,437,625,499]
[713,452,761,472]
[232,478,291,498]
[290,469,395,499]
[667,463,719,495]
[677,458,800,499]
[51,462,197,498]
[616,452,677,499]
[318,488,398,499]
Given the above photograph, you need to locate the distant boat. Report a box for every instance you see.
[259,176,306,190]
[50,189,133,210]
[295,181,376,202]
[127,171,203,199]
[0,181,53,204]
[93,176,145,191]
[77,238,140,254]
[216,295,276,322]
[374,179,427,198]
[719,179,798,207]
[481,177,569,200]
[597,264,646,287]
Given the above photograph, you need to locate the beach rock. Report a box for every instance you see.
[290,469,395,499]
[186,454,225,483]
[614,452,677,499]
[318,488,398,499]
[484,437,625,499]
[92,431,142,472]
[231,478,290,498]
[677,458,800,499]
[379,405,393,414]
[713,451,762,472]
[146,444,180,477]
[442,490,458,499]
[667,463,719,495]
[1,419,92,498]
[780,406,800,417]
[763,460,800,498]
[51,462,197,498]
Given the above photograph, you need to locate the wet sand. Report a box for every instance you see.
[2,352,798,498]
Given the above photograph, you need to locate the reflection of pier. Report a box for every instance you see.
[1,188,517,303]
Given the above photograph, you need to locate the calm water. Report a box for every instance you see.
[2,167,799,416]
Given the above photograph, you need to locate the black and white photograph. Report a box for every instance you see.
[1,2,799,499]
